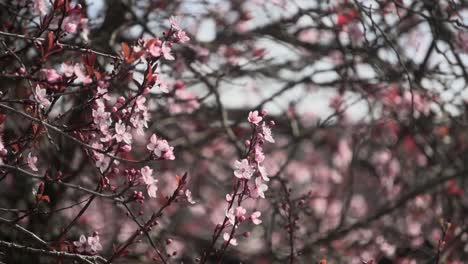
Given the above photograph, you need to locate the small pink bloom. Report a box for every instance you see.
[114,121,132,144]
[250,211,262,225]
[140,166,158,198]
[34,85,51,109]
[73,235,87,253]
[223,233,237,246]
[185,189,196,204]
[95,154,110,173]
[148,39,163,57]
[97,85,111,101]
[233,159,254,179]
[226,206,246,226]
[258,165,269,181]
[147,183,158,198]
[140,166,155,185]
[169,17,190,43]
[135,96,147,111]
[254,145,265,163]
[43,69,62,83]
[87,234,103,253]
[262,122,275,143]
[175,30,190,43]
[234,206,246,218]
[252,177,268,199]
[154,74,169,93]
[147,134,174,160]
[61,63,74,77]
[170,16,182,31]
[0,138,7,156]
[226,209,235,225]
[161,43,175,60]
[248,111,262,124]
[35,0,47,15]
[27,153,38,172]
[63,13,81,33]
[74,65,92,84]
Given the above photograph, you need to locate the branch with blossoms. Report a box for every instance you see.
[199,110,275,263]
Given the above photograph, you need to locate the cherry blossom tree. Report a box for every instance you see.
[1,0,468,263]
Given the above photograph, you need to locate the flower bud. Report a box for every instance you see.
[122,145,132,152]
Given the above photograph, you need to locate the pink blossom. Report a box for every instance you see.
[0,138,7,156]
[148,39,163,57]
[73,234,102,254]
[147,183,158,198]
[97,85,111,101]
[79,18,90,42]
[95,153,110,173]
[248,111,262,124]
[235,206,246,218]
[223,232,237,246]
[92,99,111,131]
[262,122,275,143]
[233,159,254,179]
[27,153,38,172]
[162,146,175,160]
[226,193,233,202]
[250,211,262,225]
[185,189,196,204]
[43,69,61,83]
[35,0,47,15]
[147,134,175,160]
[154,74,169,93]
[252,177,268,199]
[175,30,190,43]
[140,166,158,198]
[61,63,74,77]
[135,96,147,112]
[170,16,182,31]
[161,43,175,60]
[170,16,190,43]
[74,65,92,84]
[114,121,132,144]
[87,235,103,253]
[93,143,111,172]
[254,145,265,163]
[140,166,155,185]
[226,206,246,225]
[63,13,80,33]
[73,235,87,253]
[34,85,51,109]
[226,209,236,225]
[148,40,174,60]
[258,165,269,181]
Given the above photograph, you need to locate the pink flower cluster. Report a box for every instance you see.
[140,166,158,198]
[147,134,175,160]
[215,110,275,248]
[73,233,103,254]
